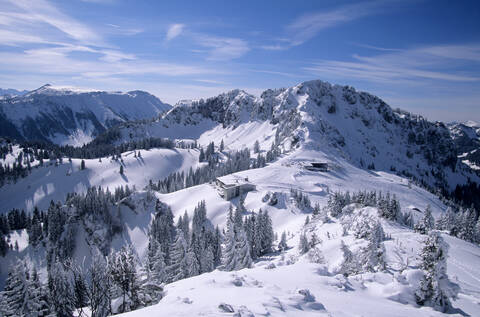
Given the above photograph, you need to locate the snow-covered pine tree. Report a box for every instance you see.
[180,210,190,238]
[201,246,215,273]
[70,261,89,316]
[220,139,225,152]
[192,200,207,236]
[339,240,358,276]
[361,222,387,272]
[475,217,480,244]
[435,207,455,233]
[458,207,476,242]
[87,252,111,317]
[151,246,166,283]
[1,259,29,316]
[235,228,253,269]
[222,208,237,271]
[145,239,166,285]
[414,205,435,234]
[27,265,50,316]
[260,210,274,255]
[254,140,260,153]
[186,247,200,277]
[213,225,223,266]
[299,233,309,254]
[313,203,320,216]
[278,231,288,251]
[415,231,454,312]
[222,206,252,270]
[109,245,141,313]
[167,230,188,282]
[48,260,76,317]
[27,207,43,247]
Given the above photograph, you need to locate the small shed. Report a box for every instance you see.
[305,162,329,172]
[216,175,256,200]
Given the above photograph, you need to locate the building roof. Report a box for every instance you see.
[216,174,252,186]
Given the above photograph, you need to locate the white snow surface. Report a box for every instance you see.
[0,148,201,213]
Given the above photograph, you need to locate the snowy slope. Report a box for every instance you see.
[108,149,480,316]
[114,80,478,193]
[0,84,171,145]
[0,147,201,213]
[1,79,480,316]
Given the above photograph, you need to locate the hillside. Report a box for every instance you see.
[114,80,479,194]
[0,79,479,316]
[0,85,171,146]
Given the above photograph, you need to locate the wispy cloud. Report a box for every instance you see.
[8,0,103,45]
[260,0,398,50]
[305,44,480,84]
[194,34,249,61]
[166,23,185,41]
[194,79,225,85]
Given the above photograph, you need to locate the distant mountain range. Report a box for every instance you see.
[0,84,171,146]
[0,88,29,98]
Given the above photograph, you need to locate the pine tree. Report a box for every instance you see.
[313,203,320,216]
[414,205,434,234]
[458,208,476,242]
[213,226,223,266]
[235,228,253,269]
[254,140,260,153]
[222,211,237,271]
[28,265,50,316]
[109,245,140,313]
[415,231,454,312]
[87,252,111,317]
[201,246,215,273]
[278,231,288,251]
[185,248,200,277]
[48,260,76,317]
[220,139,225,152]
[435,207,455,233]
[167,230,188,282]
[361,222,386,272]
[299,233,309,254]
[339,240,358,276]
[475,217,480,244]
[80,159,86,170]
[1,259,29,316]
[222,207,252,271]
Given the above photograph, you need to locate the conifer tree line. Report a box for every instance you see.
[326,190,406,223]
[0,136,195,188]
[324,189,480,245]
[0,184,135,258]
[0,197,275,316]
[150,142,280,194]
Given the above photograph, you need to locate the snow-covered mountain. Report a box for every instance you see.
[115,80,477,192]
[1,79,479,316]
[0,88,28,99]
[448,122,480,170]
[0,84,171,146]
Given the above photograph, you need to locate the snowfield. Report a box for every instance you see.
[0,147,201,213]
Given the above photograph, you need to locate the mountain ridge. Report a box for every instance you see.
[0,85,172,146]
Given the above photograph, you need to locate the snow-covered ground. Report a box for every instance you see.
[0,147,201,213]
[1,79,480,316]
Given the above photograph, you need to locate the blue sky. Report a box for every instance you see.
[0,0,479,122]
